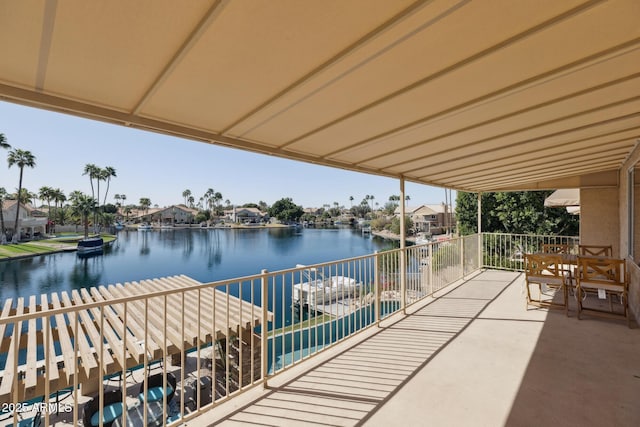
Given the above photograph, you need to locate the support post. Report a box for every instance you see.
[400,177,406,314]
[477,192,482,268]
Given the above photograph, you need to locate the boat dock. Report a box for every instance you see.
[0,275,272,404]
[310,297,359,317]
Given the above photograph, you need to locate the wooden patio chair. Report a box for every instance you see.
[575,256,629,327]
[524,253,569,316]
[541,243,571,254]
[578,244,612,257]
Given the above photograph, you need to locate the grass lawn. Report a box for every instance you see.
[0,243,56,258]
[0,234,116,260]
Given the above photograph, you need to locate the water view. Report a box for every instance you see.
[0,227,395,303]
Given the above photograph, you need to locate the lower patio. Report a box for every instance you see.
[193,269,639,426]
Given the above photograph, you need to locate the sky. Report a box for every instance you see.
[0,101,453,210]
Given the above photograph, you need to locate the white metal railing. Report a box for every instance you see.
[481,233,580,271]
[0,234,482,426]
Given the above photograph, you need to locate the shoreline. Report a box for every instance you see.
[124,223,292,231]
[371,229,417,243]
[0,234,117,262]
[0,224,294,261]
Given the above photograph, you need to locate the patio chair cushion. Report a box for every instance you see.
[139,384,174,403]
[89,402,124,426]
[578,279,621,292]
[525,274,565,286]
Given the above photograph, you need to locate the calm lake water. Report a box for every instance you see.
[0,227,395,303]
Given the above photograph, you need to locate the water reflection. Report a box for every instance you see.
[69,255,104,288]
[0,227,390,302]
[201,230,222,269]
[140,231,151,256]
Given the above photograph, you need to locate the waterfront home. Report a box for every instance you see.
[395,204,454,235]
[224,206,267,224]
[1,200,47,241]
[129,204,198,225]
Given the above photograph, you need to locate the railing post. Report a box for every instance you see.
[374,251,380,327]
[400,248,406,315]
[460,237,465,279]
[478,233,483,269]
[261,269,269,389]
[428,243,434,295]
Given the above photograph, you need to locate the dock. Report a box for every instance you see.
[0,275,272,404]
[311,297,359,317]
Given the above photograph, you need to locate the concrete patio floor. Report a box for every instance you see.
[189,269,640,427]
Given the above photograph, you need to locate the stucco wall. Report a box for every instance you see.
[580,188,619,257]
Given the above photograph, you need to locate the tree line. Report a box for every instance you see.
[455,191,579,236]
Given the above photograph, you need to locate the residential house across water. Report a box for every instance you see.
[396,203,455,236]
[1,200,47,241]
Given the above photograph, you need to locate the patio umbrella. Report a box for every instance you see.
[544,189,580,215]
[544,189,580,207]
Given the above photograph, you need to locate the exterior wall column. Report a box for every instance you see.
[478,192,482,268]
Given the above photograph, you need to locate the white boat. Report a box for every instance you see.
[114,222,125,230]
[138,223,152,231]
[292,265,361,307]
[77,236,104,255]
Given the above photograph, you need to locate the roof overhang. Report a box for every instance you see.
[1,1,639,192]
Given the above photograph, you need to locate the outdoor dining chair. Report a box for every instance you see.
[578,244,612,257]
[524,253,569,316]
[575,256,629,327]
[541,243,572,254]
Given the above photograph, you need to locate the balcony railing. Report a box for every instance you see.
[481,233,580,271]
[1,232,568,426]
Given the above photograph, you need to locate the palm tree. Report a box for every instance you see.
[114,194,122,206]
[39,186,54,223]
[349,195,354,208]
[8,149,36,242]
[139,198,151,215]
[83,164,99,200]
[182,189,191,206]
[102,166,117,206]
[14,188,33,205]
[71,194,97,238]
[214,192,223,215]
[53,188,66,227]
[204,188,214,213]
[0,187,7,242]
[68,190,84,202]
[83,164,100,232]
[0,133,10,150]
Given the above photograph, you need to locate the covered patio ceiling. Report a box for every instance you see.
[0,0,638,193]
